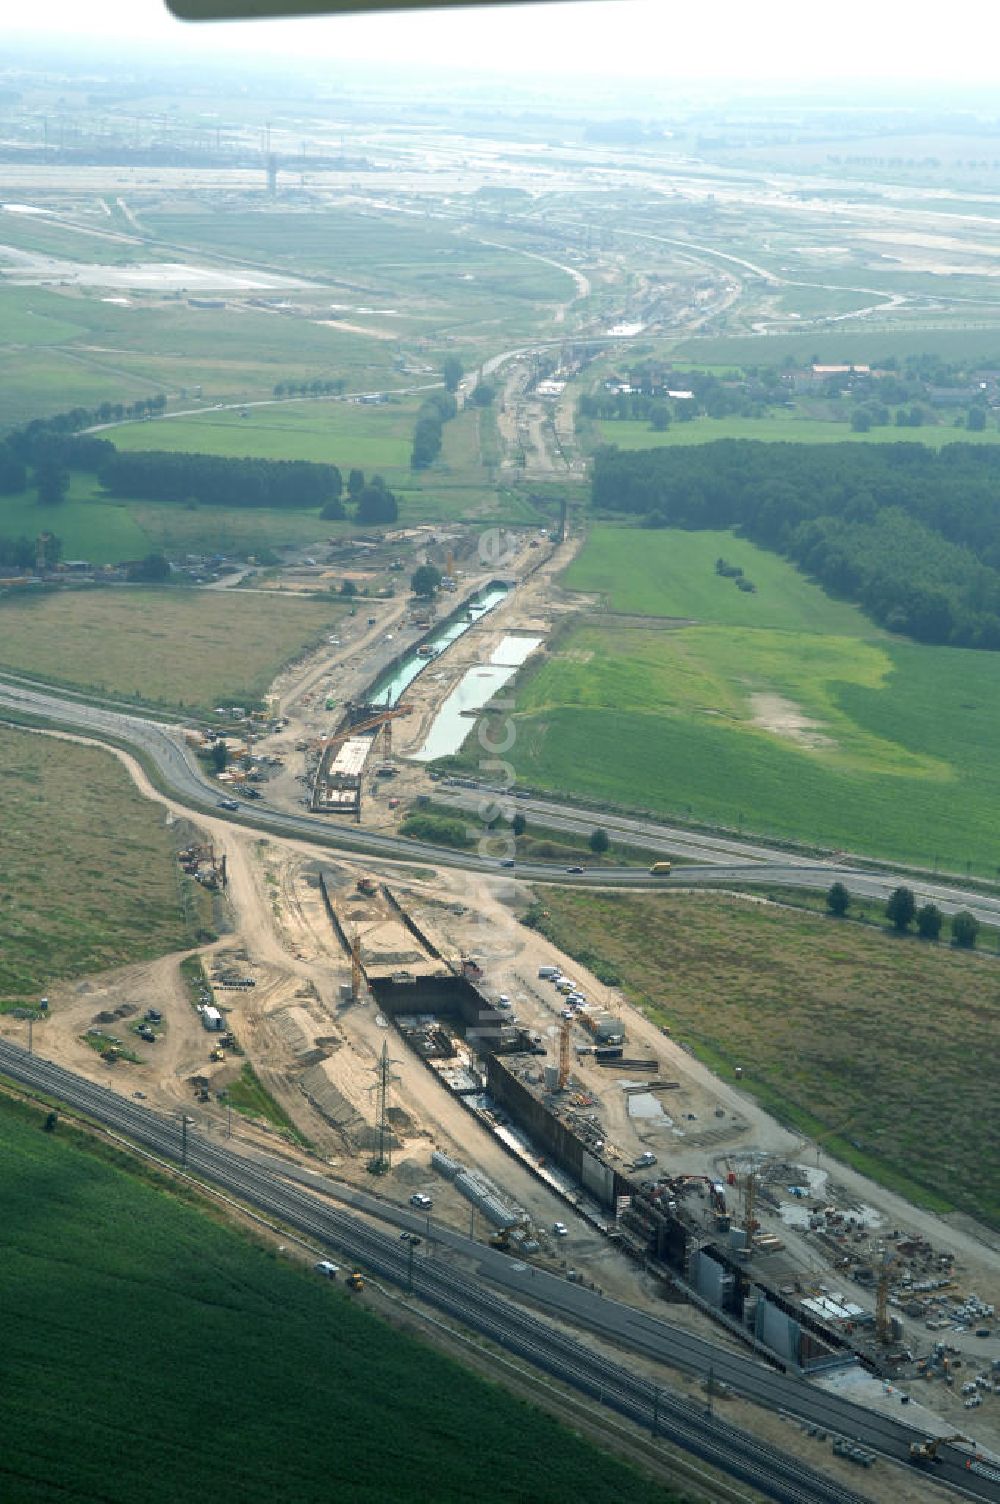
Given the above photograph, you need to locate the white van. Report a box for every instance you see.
[314,1261,340,1280]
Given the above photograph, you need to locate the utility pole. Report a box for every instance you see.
[367,1041,399,1175]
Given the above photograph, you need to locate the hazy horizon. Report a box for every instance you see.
[3,0,1000,92]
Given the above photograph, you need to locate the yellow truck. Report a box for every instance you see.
[649,861,672,876]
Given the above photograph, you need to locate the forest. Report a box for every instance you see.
[592,440,1000,647]
[98,451,343,511]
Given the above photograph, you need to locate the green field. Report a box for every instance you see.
[675,327,1000,368]
[562,524,876,633]
[497,527,1000,873]
[531,890,999,1227]
[594,415,1000,450]
[0,284,400,428]
[143,208,575,306]
[130,498,339,556]
[108,396,422,471]
[0,726,198,1002]
[0,1092,678,1504]
[0,589,341,710]
[0,470,339,562]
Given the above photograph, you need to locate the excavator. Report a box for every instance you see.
[909,1433,970,1466]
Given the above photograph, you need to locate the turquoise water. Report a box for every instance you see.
[367,585,508,707]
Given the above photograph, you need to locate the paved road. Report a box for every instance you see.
[4,676,1000,926]
[0,1040,881,1504]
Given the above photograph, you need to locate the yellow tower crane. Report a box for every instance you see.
[875,1250,898,1345]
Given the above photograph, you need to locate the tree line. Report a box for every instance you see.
[827,880,980,947]
[98,451,344,511]
[411,389,459,469]
[0,533,62,570]
[593,440,1000,649]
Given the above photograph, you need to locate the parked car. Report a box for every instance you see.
[553,1221,569,1237]
[410,1193,432,1209]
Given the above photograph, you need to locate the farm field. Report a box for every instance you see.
[0,727,196,1003]
[141,207,576,306]
[0,472,152,562]
[0,283,401,427]
[495,527,1000,872]
[593,415,1000,450]
[674,326,1000,368]
[562,524,877,632]
[0,470,338,561]
[131,498,340,555]
[0,589,342,711]
[531,889,1000,1228]
[107,396,423,472]
[0,1092,679,1504]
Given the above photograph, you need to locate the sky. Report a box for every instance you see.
[5,0,1000,84]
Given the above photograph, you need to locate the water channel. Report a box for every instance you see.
[413,633,543,762]
[366,584,508,709]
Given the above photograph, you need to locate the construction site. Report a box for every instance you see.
[6,520,998,1503]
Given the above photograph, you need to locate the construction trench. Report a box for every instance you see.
[317,874,861,1379]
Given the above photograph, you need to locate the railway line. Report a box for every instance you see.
[2,1040,996,1504]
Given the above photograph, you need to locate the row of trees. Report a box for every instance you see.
[827,881,980,946]
[99,451,344,511]
[272,379,346,399]
[593,440,1000,649]
[411,389,458,470]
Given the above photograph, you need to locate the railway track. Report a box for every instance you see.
[1,1039,876,1504]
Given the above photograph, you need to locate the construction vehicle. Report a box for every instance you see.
[356,875,379,897]
[489,1228,512,1251]
[649,860,672,875]
[346,1270,365,1292]
[210,1046,225,1062]
[909,1434,970,1465]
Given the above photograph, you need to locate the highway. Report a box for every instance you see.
[4,1037,986,1504]
[3,674,1000,925]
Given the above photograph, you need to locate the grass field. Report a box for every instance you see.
[108,396,422,472]
[0,470,339,562]
[143,208,575,305]
[131,499,338,555]
[530,889,1000,1227]
[497,527,1000,873]
[674,327,1000,368]
[0,727,196,1003]
[226,1062,311,1147]
[0,472,153,561]
[594,415,1000,450]
[0,1091,679,1504]
[562,524,878,633]
[0,283,400,428]
[0,589,342,711]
